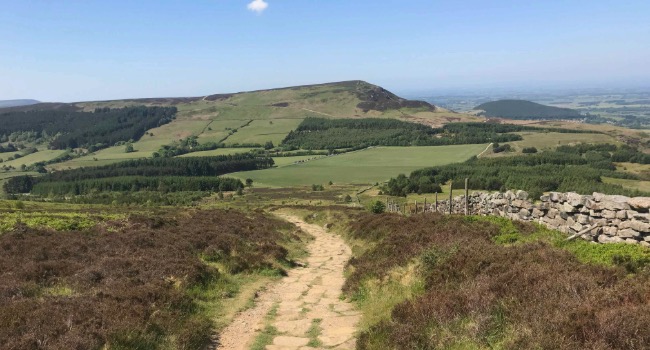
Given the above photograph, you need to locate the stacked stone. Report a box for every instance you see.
[440,190,650,246]
[535,192,650,246]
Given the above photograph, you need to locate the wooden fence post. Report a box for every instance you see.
[435,192,438,213]
[414,200,418,214]
[449,182,453,215]
[424,198,427,213]
[465,178,469,215]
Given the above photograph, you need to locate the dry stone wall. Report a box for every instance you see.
[408,191,650,246]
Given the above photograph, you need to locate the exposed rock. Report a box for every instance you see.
[518,208,531,219]
[619,221,632,230]
[627,197,650,210]
[549,192,564,202]
[600,195,631,210]
[629,220,650,233]
[601,210,617,219]
[576,214,590,225]
[592,192,606,202]
[532,208,544,218]
[591,218,608,227]
[566,192,586,207]
[516,190,529,200]
[631,212,650,223]
[618,229,641,238]
[603,226,618,236]
[585,199,600,210]
[560,203,577,213]
[570,223,584,232]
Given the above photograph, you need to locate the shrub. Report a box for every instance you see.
[370,200,386,214]
[0,209,295,349]
[345,213,650,350]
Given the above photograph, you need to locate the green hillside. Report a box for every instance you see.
[41,81,470,169]
[475,99,584,120]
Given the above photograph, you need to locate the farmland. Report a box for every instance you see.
[1,150,66,168]
[229,144,486,187]
[504,131,618,153]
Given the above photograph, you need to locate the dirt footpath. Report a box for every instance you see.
[216,214,359,350]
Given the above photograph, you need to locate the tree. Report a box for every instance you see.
[245,178,254,187]
[370,200,386,214]
[125,143,135,153]
[264,141,275,150]
[344,194,352,202]
[522,147,538,154]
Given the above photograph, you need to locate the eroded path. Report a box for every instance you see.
[217,214,359,350]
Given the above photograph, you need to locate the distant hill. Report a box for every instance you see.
[1,81,436,114]
[0,99,40,108]
[204,80,436,112]
[474,99,583,120]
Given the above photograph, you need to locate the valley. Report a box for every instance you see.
[2,81,650,350]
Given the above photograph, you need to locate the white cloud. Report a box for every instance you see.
[247,0,268,14]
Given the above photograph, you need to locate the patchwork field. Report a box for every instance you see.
[1,150,66,168]
[223,118,304,146]
[482,131,620,157]
[511,131,618,150]
[229,144,487,187]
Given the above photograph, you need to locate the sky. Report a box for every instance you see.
[1,0,649,102]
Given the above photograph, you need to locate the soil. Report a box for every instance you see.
[216,214,359,350]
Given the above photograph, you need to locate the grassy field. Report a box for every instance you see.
[229,144,486,187]
[272,155,323,167]
[513,131,617,150]
[177,148,257,157]
[224,119,304,146]
[1,150,66,169]
[603,177,650,193]
[482,132,619,158]
[616,162,650,177]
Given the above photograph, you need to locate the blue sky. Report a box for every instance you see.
[1,0,649,101]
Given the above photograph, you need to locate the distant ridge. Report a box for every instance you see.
[0,99,40,108]
[0,81,436,114]
[204,80,437,112]
[474,99,583,120]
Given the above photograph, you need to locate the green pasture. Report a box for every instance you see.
[229,144,487,187]
[483,131,619,157]
[197,119,249,143]
[1,150,66,169]
[272,155,323,167]
[616,162,650,176]
[603,177,650,193]
[178,148,257,157]
[224,119,304,146]
[511,131,617,151]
